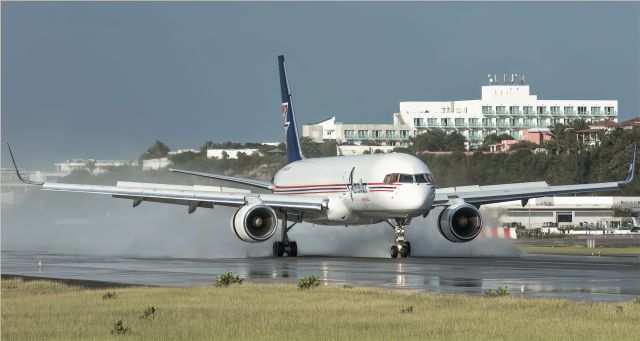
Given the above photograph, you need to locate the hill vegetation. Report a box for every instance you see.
[61,125,639,195]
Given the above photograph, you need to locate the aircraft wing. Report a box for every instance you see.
[7,144,324,213]
[169,168,273,190]
[40,181,326,212]
[433,144,636,207]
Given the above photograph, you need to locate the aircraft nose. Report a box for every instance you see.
[400,184,434,212]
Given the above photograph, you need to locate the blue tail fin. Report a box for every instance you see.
[278,55,304,164]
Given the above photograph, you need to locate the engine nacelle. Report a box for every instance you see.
[438,203,483,243]
[232,203,278,243]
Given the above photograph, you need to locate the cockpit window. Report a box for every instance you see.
[398,174,414,183]
[384,173,434,184]
[383,173,399,184]
[415,173,435,184]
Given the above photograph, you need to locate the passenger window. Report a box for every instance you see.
[398,174,414,183]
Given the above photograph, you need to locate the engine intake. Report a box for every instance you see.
[232,203,278,243]
[438,203,483,243]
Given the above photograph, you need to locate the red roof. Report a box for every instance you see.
[620,117,640,127]
[589,120,622,127]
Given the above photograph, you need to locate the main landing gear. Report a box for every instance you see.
[387,218,411,258]
[273,212,298,257]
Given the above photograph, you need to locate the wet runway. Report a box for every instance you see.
[3,250,639,301]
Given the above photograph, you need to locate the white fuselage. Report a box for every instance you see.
[271,153,436,225]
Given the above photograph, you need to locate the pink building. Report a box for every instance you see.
[522,128,552,145]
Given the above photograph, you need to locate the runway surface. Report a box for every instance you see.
[2,250,639,301]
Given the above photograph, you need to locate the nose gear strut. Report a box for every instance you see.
[386,218,412,258]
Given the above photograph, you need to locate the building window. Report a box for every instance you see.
[482,118,493,127]
[469,118,479,126]
[564,106,574,115]
[441,118,450,126]
[510,118,518,127]
[413,118,424,127]
[455,118,465,126]
[372,130,382,138]
[385,130,396,138]
[550,106,560,114]
[357,130,369,139]
[578,106,587,115]
[400,130,409,138]
[524,118,534,126]
[482,106,492,115]
[509,106,519,115]
[537,106,546,115]
[604,106,615,115]
[497,118,507,127]
[496,106,506,114]
[591,106,601,115]
[557,212,573,223]
[344,130,355,138]
[523,106,533,115]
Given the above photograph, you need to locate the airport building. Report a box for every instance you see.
[303,74,618,150]
[490,196,640,231]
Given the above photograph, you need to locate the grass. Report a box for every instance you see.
[523,246,640,255]
[2,278,640,340]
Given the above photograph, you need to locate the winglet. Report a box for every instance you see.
[621,143,636,185]
[6,143,44,185]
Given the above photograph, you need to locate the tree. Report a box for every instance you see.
[444,131,467,152]
[200,140,215,154]
[140,140,170,160]
[85,159,97,174]
[478,133,514,151]
[410,129,447,152]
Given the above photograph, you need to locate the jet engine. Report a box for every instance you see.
[437,203,483,243]
[232,203,278,243]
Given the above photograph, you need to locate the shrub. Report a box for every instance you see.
[343,284,354,289]
[140,306,157,319]
[102,292,117,300]
[483,286,509,297]
[298,275,320,289]
[111,320,130,335]
[216,272,243,287]
[401,306,414,313]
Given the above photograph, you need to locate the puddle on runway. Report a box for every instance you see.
[2,250,639,301]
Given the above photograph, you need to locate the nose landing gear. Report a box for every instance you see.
[273,212,298,257]
[387,218,412,258]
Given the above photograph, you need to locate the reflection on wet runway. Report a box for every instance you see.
[2,250,638,301]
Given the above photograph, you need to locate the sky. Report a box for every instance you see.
[2,1,640,169]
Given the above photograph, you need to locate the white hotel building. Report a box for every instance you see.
[303,74,618,149]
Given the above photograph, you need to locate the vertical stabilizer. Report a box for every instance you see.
[278,55,304,164]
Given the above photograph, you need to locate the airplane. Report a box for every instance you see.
[8,55,637,258]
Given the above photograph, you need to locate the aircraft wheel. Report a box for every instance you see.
[403,242,411,257]
[288,241,298,257]
[273,242,285,257]
[400,244,410,258]
[390,245,399,258]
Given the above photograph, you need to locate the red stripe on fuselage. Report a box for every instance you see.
[273,182,400,189]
